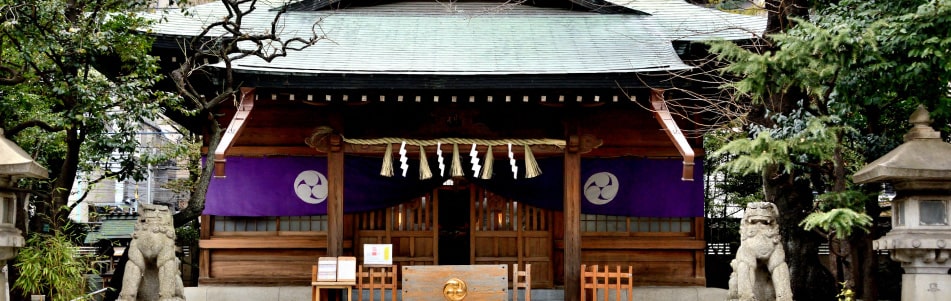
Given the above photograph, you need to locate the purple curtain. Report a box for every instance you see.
[204,156,703,217]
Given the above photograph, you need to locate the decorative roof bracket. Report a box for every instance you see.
[214,88,255,178]
[649,89,695,181]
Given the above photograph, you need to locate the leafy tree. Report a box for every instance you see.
[704,0,951,299]
[159,0,325,227]
[0,0,175,233]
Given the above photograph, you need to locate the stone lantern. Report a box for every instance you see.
[854,105,951,301]
[0,129,48,301]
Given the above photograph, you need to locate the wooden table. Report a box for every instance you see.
[311,281,355,301]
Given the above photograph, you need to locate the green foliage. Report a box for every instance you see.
[14,232,98,301]
[711,113,845,175]
[800,208,873,240]
[815,190,870,212]
[837,281,855,301]
[708,0,949,240]
[0,0,182,228]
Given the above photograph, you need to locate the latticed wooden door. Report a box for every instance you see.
[471,187,554,288]
[354,195,437,266]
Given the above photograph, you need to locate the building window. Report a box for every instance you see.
[213,215,327,233]
[580,215,692,233]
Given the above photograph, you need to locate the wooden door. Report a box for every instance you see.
[354,195,437,266]
[471,187,554,288]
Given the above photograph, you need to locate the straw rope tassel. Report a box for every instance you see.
[524,144,542,178]
[481,145,494,179]
[419,145,432,180]
[450,144,464,177]
[380,143,394,177]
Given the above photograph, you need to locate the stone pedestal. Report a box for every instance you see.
[903,274,951,300]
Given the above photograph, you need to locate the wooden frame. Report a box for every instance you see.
[580,264,633,301]
[512,263,532,301]
[357,265,398,301]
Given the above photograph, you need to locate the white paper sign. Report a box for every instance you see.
[363,244,393,265]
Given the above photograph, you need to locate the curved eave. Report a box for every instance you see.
[0,137,48,179]
[607,0,766,41]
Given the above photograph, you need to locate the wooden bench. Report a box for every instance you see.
[402,264,508,301]
[357,265,398,301]
[580,264,633,301]
[512,263,532,301]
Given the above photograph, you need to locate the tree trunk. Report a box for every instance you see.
[763,165,837,300]
[173,118,221,227]
[29,127,81,233]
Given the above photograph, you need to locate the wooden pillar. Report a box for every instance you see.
[327,134,344,256]
[563,134,581,301]
[199,215,211,279]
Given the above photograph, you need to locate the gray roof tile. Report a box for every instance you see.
[147,1,764,75]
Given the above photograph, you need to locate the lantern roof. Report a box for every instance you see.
[853,105,951,184]
[0,129,48,179]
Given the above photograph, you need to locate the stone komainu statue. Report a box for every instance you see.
[727,202,793,301]
[118,204,185,301]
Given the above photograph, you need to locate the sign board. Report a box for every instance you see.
[363,244,393,265]
[316,257,337,281]
[337,256,357,282]
[402,264,508,301]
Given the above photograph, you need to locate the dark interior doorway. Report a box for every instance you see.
[438,187,471,265]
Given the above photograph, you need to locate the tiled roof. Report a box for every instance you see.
[608,0,766,41]
[84,215,137,244]
[146,1,764,75]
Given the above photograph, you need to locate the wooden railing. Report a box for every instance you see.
[357,265,398,301]
[512,263,532,301]
[580,264,633,301]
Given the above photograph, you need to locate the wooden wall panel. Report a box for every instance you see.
[205,249,326,285]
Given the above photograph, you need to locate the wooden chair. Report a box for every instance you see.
[512,263,532,301]
[357,265,398,301]
[580,264,633,301]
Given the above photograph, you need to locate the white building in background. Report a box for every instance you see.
[150,0,216,9]
[69,116,189,223]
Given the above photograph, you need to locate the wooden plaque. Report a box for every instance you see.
[402,264,508,301]
[336,256,357,282]
[316,257,337,282]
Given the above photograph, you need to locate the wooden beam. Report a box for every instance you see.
[213,88,255,177]
[649,89,696,181]
[200,237,330,249]
[563,134,581,301]
[327,134,344,256]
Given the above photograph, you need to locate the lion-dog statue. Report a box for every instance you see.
[118,203,185,301]
[728,202,792,301]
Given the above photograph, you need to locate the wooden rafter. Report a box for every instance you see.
[649,89,696,181]
[213,88,255,177]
